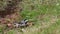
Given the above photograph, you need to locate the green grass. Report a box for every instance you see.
[0,0,60,34]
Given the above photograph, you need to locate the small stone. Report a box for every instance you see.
[7,23,12,27]
[56,3,59,6]
[21,29,26,32]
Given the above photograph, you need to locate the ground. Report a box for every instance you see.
[0,0,60,34]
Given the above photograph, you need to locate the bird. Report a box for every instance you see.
[14,19,29,28]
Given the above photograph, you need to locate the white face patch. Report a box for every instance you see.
[25,20,28,22]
